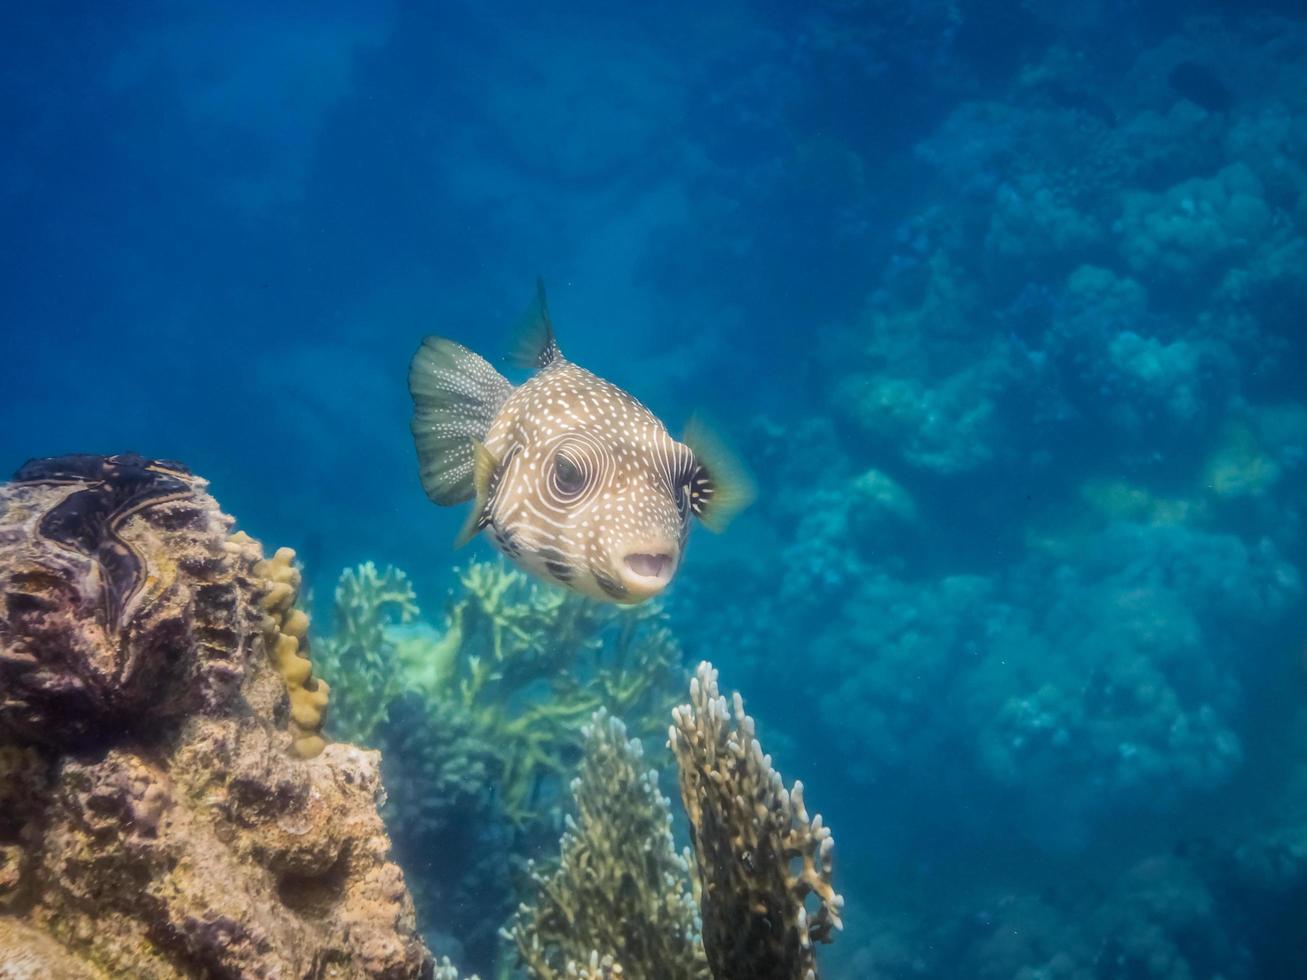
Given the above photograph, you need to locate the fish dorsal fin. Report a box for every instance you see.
[409,337,513,506]
[454,440,498,547]
[683,415,756,532]
[509,278,563,370]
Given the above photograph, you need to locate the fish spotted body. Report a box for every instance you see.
[408,284,750,603]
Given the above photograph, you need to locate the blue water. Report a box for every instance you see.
[5,2,1307,977]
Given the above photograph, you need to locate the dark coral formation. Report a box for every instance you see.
[0,453,255,747]
[511,667,841,980]
[671,663,843,980]
[0,454,431,978]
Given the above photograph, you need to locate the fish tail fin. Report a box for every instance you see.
[683,415,756,532]
[509,278,563,370]
[409,337,512,506]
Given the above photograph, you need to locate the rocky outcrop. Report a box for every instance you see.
[0,454,432,979]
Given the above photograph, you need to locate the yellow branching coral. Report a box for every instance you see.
[507,710,708,980]
[314,561,418,744]
[243,535,330,759]
[669,662,844,980]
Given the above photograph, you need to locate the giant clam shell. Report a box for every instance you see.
[0,453,259,747]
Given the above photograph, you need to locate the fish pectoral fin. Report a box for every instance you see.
[453,440,498,548]
[508,278,563,370]
[409,337,513,506]
[683,415,756,532]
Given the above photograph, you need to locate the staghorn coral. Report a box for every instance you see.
[312,558,688,974]
[450,562,685,828]
[507,709,707,980]
[0,455,432,978]
[320,558,685,833]
[511,670,844,980]
[670,662,843,980]
[315,561,419,744]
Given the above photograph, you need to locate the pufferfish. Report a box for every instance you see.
[408,283,752,604]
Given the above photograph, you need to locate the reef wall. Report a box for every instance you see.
[0,454,432,979]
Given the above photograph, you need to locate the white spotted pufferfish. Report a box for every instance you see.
[408,283,752,604]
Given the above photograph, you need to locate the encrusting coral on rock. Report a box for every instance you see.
[0,454,432,978]
[251,539,331,758]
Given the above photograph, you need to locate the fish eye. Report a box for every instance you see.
[675,479,691,517]
[552,453,586,497]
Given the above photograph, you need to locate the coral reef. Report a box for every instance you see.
[512,667,842,980]
[315,561,420,745]
[314,558,688,973]
[671,10,1307,979]
[0,455,431,978]
[319,558,684,830]
[507,709,707,980]
[671,662,843,980]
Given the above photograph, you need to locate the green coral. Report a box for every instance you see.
[319,558,684,832]
[507,709,708,980]
[314,561,418,744]
[313,558,689,974]
[444,562,684,828]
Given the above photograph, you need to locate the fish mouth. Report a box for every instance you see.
[618,551,676,596]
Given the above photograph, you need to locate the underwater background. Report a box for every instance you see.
[5,1,1307,977]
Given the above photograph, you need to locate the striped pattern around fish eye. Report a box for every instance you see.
[689,462,713,516]
[540,431,611,511]
[666,444,696,517]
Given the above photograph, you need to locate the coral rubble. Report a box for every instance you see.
[0,454,431,978]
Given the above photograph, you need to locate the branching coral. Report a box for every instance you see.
[313,561,418,745]
[511,666,843,980]
[670,662,843,980]
[320,558,685,833]
[451,563,685,828]
[507,710,707,980]
[312,558,690,974]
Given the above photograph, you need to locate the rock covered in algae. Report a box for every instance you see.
[0,454,432,979]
